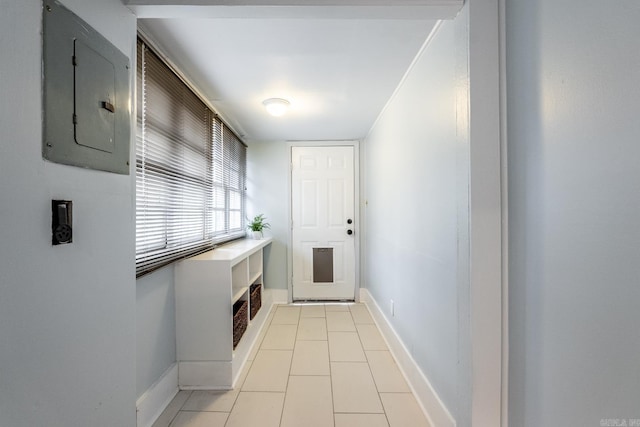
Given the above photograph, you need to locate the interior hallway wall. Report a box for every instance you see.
[136,266,177,399]
[0,0,137,426]
[507,0,640,425]
[362,9,471,424]
[246,140,290,291]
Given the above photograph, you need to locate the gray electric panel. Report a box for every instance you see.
[43,0,130,174]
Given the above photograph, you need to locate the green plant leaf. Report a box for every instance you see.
[247,214,270,231]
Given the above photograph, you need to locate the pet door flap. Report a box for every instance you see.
[313,248,333,283]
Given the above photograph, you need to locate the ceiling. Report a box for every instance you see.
[135,3,458,142]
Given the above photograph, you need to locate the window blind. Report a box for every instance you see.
[136,39,246,277]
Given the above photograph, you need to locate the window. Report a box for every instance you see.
[136,38,246,277]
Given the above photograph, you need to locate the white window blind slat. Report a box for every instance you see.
[136,39,246,277]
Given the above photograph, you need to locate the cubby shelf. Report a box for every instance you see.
[174,238,273,390]
[231,286,248,304]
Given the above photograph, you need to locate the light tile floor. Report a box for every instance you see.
[153,303,431,427]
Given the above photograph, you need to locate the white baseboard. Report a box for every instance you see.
[178,361,232,390]
[268,288,288,304]
[360,289,456,427]
[136,363,178,427]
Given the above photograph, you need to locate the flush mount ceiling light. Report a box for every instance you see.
[262,98,290,117]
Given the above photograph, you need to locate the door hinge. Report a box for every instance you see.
[72,55,77,66]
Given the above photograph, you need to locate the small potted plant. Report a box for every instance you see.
[247,214,270,239]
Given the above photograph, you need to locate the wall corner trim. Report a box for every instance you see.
[136,362,179,427]
[360,289,456,427]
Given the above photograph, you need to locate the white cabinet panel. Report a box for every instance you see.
[175,238,272,389]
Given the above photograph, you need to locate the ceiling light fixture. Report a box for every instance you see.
[262,98,290,117]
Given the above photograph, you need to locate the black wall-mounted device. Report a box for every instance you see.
[52,200,73,245]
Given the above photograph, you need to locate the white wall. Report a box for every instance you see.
[246,140,290,290]
[362,12,470,423]
[507,0,640,425]
[0,1,137,426]
[136,266,177,398]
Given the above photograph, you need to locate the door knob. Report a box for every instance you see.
[347,219,353,224]
[347,229,353,235]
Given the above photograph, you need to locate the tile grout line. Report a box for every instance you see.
[167,303,422,427]
[222,364,247,426]
[325,304,338,427]
[323,304,336,426]
[351,304,392,427]
[278,305,300,427]
[226,305,279,427]
[224,308,268,427]
[166,390,192,427]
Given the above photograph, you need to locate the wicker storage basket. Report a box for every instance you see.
[250,283,262,320]
[232,299,248,349]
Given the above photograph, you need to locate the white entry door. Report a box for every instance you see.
[291,146,356,301]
